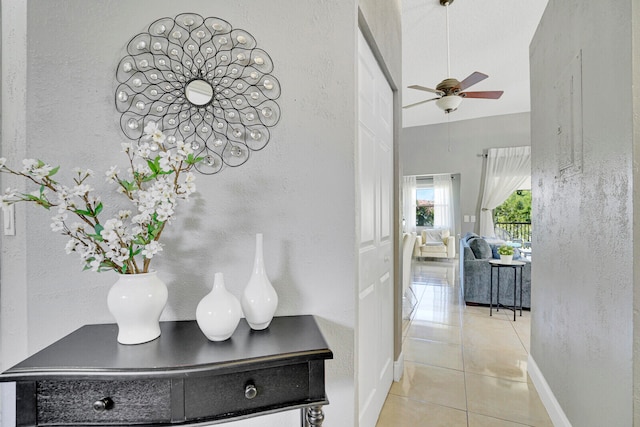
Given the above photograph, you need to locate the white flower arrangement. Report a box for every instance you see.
[0,122,202,274]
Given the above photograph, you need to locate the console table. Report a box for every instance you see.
[0,315,333,426]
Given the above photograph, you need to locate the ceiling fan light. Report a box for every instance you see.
[436,95,462,113]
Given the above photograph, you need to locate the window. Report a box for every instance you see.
[416,182,434,227]
[493,190,531,242]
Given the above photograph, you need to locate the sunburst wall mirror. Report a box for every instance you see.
[115,13,281,175]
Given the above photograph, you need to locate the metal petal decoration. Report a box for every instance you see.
[115,13,281,174]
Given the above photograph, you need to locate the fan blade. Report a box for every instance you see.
[457,72,489,91]
[461,90,504,99]
[402,97,440,109]
[408,85,445,96]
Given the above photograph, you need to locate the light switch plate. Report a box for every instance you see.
[3,204,15,235]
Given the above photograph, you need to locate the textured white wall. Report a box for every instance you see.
[0,1,403,425]
[530,1,634,425]
[401,112,531,236]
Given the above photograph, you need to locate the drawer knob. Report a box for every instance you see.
[93,397,114,412]
[244,384,258,400]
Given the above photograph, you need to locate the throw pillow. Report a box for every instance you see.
[463,232,479,243]
[468,238,492,260]
[424,229,443,243]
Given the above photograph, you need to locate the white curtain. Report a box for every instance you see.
[479,146,531,237]
[402,176,417,233]
[433,174,454,230]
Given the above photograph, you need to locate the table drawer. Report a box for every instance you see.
[37,379,171,425]
[185,362,310,421]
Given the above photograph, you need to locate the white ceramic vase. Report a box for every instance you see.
[196,272,242,341]
[241,233,278,330]
[500,254,513,263]
[107,271,168,345]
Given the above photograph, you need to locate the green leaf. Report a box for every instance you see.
[94,202,103,216]
[186,154,204,165]
[133,237,146,245]
[74,208,93,217]
[119,180,136,192]
[147,158,160,175]
[48,166,60,177]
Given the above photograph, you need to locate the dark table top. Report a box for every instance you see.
[1,315,333,381]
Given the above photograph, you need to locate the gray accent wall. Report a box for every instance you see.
[0,1,401,426]
[401,112,531,238]
[530,0,635,425]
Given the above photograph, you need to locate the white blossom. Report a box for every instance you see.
[155,202,174,222]
[144,121,167,145]
[1,188,16,207]
[70,222,86,233]
[88,254,104,272]
[121,142,134,153]
[22,159,53,178]
[142,241,162,259]
[73,168,94,177]
[158,151,176,172]
[105,166,120,182]
[65,239,78,254]
[132,213,151,224]
[0,122,200,274]
[136,142,152,158]
[101,218,124,242]
[72,184,93,197]
[175,141,193,161]
[21,159,39,172]
[50,213,67,232]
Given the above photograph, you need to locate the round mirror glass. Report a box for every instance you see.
[185,79,214,106]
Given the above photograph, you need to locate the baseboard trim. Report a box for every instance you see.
[393,351,404,382]
[528,354,572,427]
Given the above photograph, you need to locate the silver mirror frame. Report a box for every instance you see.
[115,13,281,174]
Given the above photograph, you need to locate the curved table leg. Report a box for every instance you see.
[303,405,325,426]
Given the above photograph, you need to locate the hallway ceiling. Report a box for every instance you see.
[402,0,549,128]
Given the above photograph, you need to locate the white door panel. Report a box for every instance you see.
[357,30,394,427]
[359,126,376,246]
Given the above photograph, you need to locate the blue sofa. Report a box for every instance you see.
[459,233,531,308]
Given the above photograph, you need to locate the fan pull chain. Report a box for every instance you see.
[447,114,452,152]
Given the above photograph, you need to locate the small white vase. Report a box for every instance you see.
[107,271,168,345]
[196,272,242,341]
[500,254,513,263]
[241,233,278,330]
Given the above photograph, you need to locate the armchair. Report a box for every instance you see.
[413,229,455,259]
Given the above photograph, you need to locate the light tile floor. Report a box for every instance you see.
[376,260,552,427]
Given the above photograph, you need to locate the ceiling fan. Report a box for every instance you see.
[404,0,504,114]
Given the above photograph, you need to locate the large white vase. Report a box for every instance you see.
[107,271,168,345]
[196,272,242,341]
[241,233,278,330]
